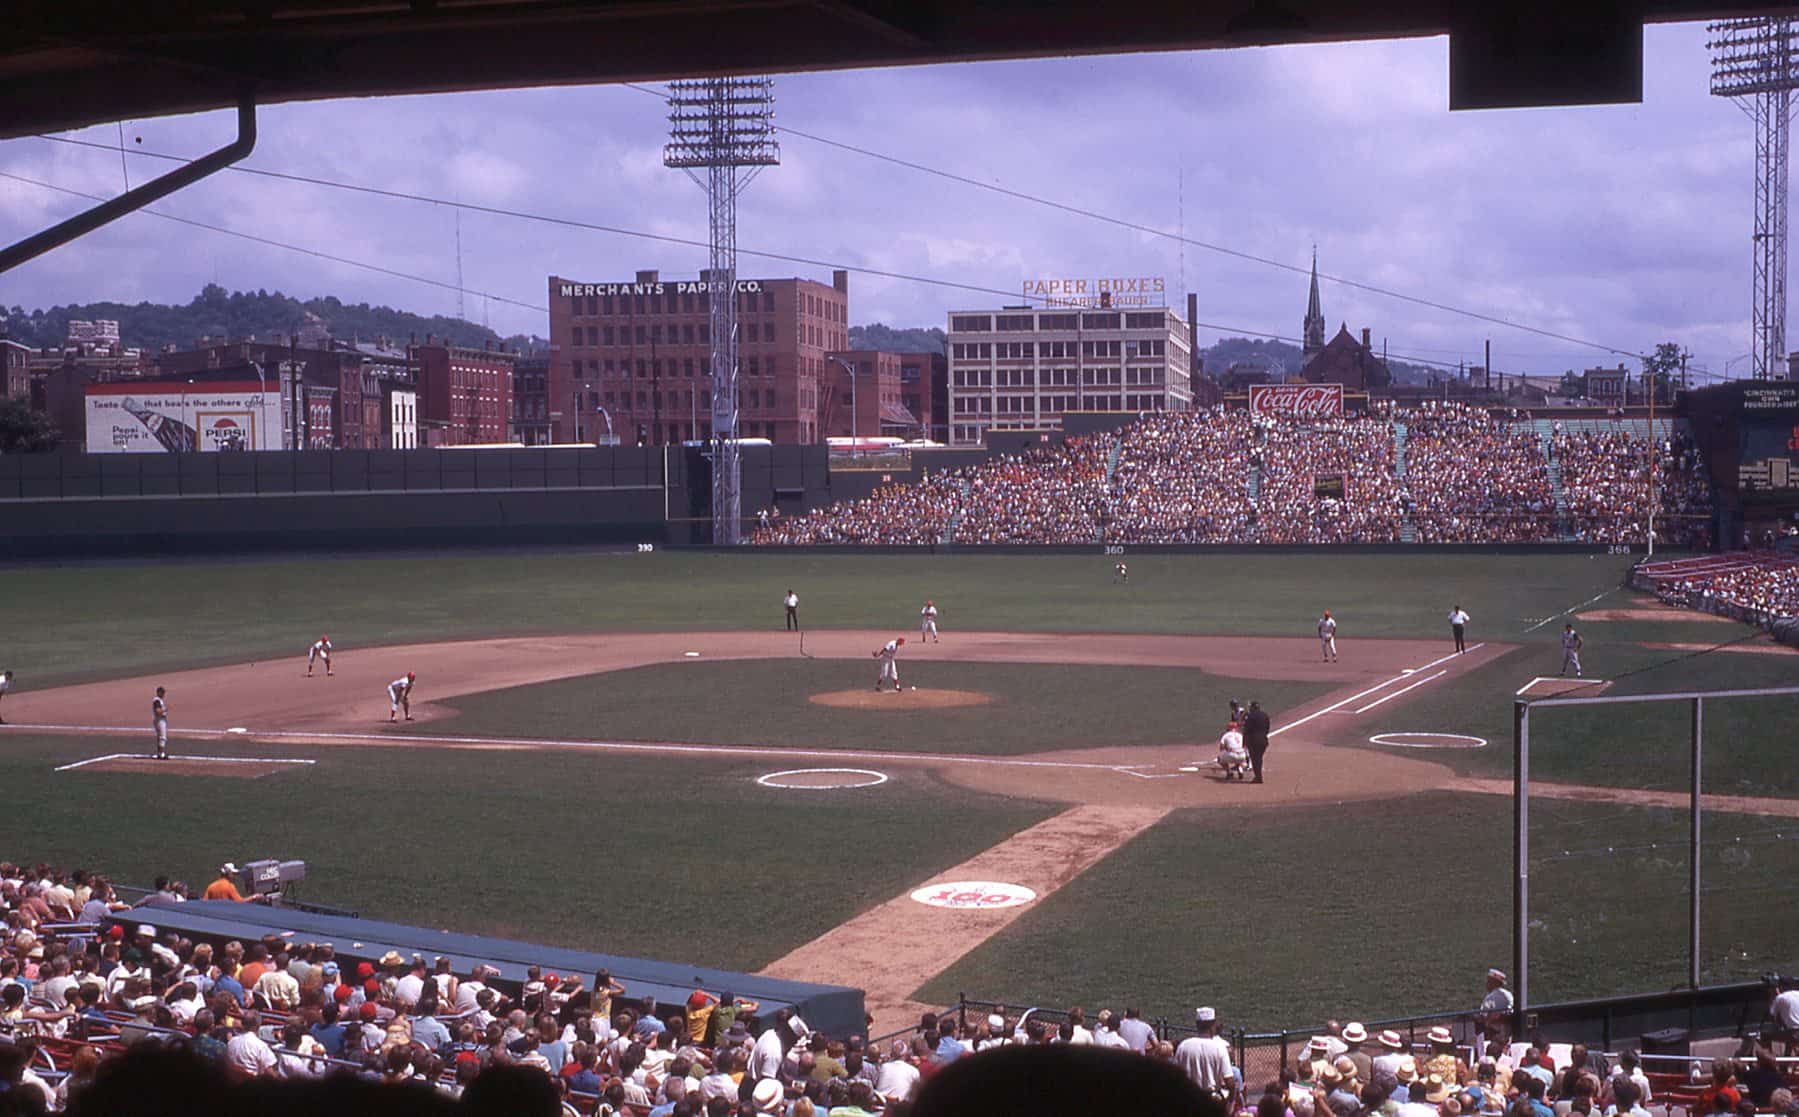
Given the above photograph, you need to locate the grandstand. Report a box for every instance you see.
[752,405,1715,549]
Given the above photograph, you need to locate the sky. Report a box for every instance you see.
[0,21,1768,378]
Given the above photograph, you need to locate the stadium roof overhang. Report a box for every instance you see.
[7,0,1799,142]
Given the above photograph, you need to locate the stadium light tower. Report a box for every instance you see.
[663,77,780,544]
[1710,18,1799,381]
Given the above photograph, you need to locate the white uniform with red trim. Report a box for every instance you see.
[388,676,413,720]
[874,640,901,690]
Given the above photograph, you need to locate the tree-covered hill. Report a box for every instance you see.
[0,284,545,354]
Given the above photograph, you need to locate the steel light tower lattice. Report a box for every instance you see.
[664,77,780,544]
[1710,18,1799,381]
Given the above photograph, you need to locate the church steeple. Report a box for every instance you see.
[1303,246,1326,361]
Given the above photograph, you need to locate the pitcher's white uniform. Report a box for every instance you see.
[1317,613,1338,662]
[307,637,333,676]
[874,639,902,691]
[388,674,415,721]
[1560,626,1584,677]
[920,602,939,643]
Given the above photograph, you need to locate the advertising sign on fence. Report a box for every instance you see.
[1248,383,1344,420]
[86,381,279,454]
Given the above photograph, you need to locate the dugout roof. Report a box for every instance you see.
[118,900,865,1038]
[8,1,1799,140]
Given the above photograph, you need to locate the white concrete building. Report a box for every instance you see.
[944,304,1192,446]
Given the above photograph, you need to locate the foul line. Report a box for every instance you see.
[1269,644,1484,739]
[54,753,319,772]
[1354,669,1449,714]
[11,723,1167,778]
[1524,587,1615,633]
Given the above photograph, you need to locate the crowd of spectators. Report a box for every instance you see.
[1402,403,1555,543]
[752,407,1713,549]
[1101,411,1254,542]
[953,436,1113,544]
[1652,555,1799,623]
[1554,430,1712,549]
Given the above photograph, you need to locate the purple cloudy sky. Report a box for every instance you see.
[0,21,1766,377]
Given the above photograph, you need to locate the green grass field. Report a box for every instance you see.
[0,732,1053,973]
[404,661,1335,755]
[7,545,1796,1032]
[916,792,1799,1029]
[3,550,1642,688]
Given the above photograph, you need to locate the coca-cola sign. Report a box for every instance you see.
[1248,383,1344,419]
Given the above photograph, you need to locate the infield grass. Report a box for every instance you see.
[4,550,1648,689]
[399,660,1336,755]
[0,732,1055,973]
[915,792,1799,1030]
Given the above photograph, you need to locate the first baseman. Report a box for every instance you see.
[388,672,416,721]
[152,686,169,760]
[1559,624,1584,677]
[0,669,11,724]
[873,638,905,692]
[1317,611,1338,662]
[920,600,940,643]
[307,635,334,677]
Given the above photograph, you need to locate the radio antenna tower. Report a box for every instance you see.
[664,77,780,544]
[1710,17,1799,381]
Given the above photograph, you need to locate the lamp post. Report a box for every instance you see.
[828,355,859,455]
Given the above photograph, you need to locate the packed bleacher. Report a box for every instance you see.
[10,861,1799,1117]
[1638,551,1799,624]
[750,406,1713,548]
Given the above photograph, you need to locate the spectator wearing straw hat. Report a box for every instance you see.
[1373,1029,1408,1079]
[1339,1022,1372,1082]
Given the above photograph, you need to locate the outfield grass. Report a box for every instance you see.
[0,733,1055,973]
[3,550,1645,689]
[403,661,1335,755]
[915,792,1799,1030]
[1354,640,1799,798]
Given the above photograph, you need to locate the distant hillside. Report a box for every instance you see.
[849,323,945,356]
[0,284,545,354]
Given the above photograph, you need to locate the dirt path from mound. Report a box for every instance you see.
[757,804,1170,1025]
[4,629,1518,1029]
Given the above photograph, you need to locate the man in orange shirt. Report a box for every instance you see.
[204,863,248,902]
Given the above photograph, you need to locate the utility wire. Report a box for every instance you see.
[619,82,1646,361]
[23,133,1477,370]
[0,171,547,313]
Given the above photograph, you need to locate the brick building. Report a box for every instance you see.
[1,339,28,401]
[549,269,849,446]
[897,351,946,443]
[511,353,551,445]
[943,303,1193,446]
[410,340,514,446]
[820,349,921,441]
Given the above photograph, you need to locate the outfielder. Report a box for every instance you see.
[1559,624,1584,678]
[307,635,334,677]
[388,672,416,722]
[1317,611,1338,662]
[152,686,169,760]
[920,600,940,643]
[0,669,11,724]
[873,638,905,692]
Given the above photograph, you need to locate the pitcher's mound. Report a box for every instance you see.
[810,688,993,710]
